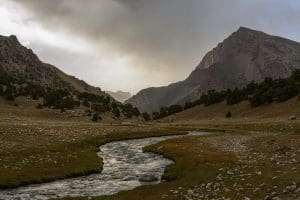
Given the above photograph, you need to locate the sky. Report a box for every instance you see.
[0,0,300,94]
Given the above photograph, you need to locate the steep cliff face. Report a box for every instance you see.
[126,27,300,112]
[0,35,103,95]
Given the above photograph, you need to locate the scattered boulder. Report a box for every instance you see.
[289,115,296,120]
[264,195,272,200]
[284,182,297,192]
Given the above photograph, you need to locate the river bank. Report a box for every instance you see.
[0,132,212,199]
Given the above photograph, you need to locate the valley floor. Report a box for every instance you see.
[0,101,299,200]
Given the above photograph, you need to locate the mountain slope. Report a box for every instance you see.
[126,27,300,112]
[0,35,103,95]
[105,90,131,103]
[161,97,300,123]
[0,35,146,120]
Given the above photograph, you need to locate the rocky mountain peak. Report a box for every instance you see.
[6,35,20,44]
[197,27,299,71]
[127,28,300,112]
[197,27,261,70]
[0,35,40,65]
[235,26,262,34]
[0,35,18,44]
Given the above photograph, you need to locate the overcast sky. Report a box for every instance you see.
[0,0,300,93]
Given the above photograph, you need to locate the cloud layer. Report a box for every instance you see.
[2,0,300,93]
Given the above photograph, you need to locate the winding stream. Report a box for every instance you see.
[0,131,210,200]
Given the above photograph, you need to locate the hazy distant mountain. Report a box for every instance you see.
[0,35,106,96]
[105,90,132,102]
[126,27,300,112]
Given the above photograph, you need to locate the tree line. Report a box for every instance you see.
[0,75,141,121]
[150,69,300,120]
[2,69,299,121]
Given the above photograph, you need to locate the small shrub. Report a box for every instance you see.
[226,111,232,118]
[92,112,102,122]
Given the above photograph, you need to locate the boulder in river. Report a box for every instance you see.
[139,174,158,182]
[122,175,137,181]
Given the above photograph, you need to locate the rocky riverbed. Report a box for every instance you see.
[162,133,300,200]
[0,132,210,200]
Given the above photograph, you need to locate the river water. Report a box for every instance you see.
[0,131,210,200]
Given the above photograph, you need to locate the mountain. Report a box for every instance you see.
[0,34,145,120]
[105,90,131,103]
[126,27,300,112]
[0,35,104,95]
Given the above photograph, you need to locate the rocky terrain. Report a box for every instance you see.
[162,133,300,200]
[127,27,300,112]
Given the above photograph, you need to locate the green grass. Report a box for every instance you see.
[0,143,101,189]
[0,129,187,189]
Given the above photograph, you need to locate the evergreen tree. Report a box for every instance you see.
[112,107,121,118]
[168,104,183,115]
[4,86,15,100]
[92,112,102,122]
[184,102,194,110]
[152,112,160,120]
[142,112,151,121]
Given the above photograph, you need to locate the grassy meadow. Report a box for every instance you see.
[0,98,299,199]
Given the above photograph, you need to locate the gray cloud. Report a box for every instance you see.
[10,0,300,92]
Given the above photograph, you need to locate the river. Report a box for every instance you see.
[0,131,210,200]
